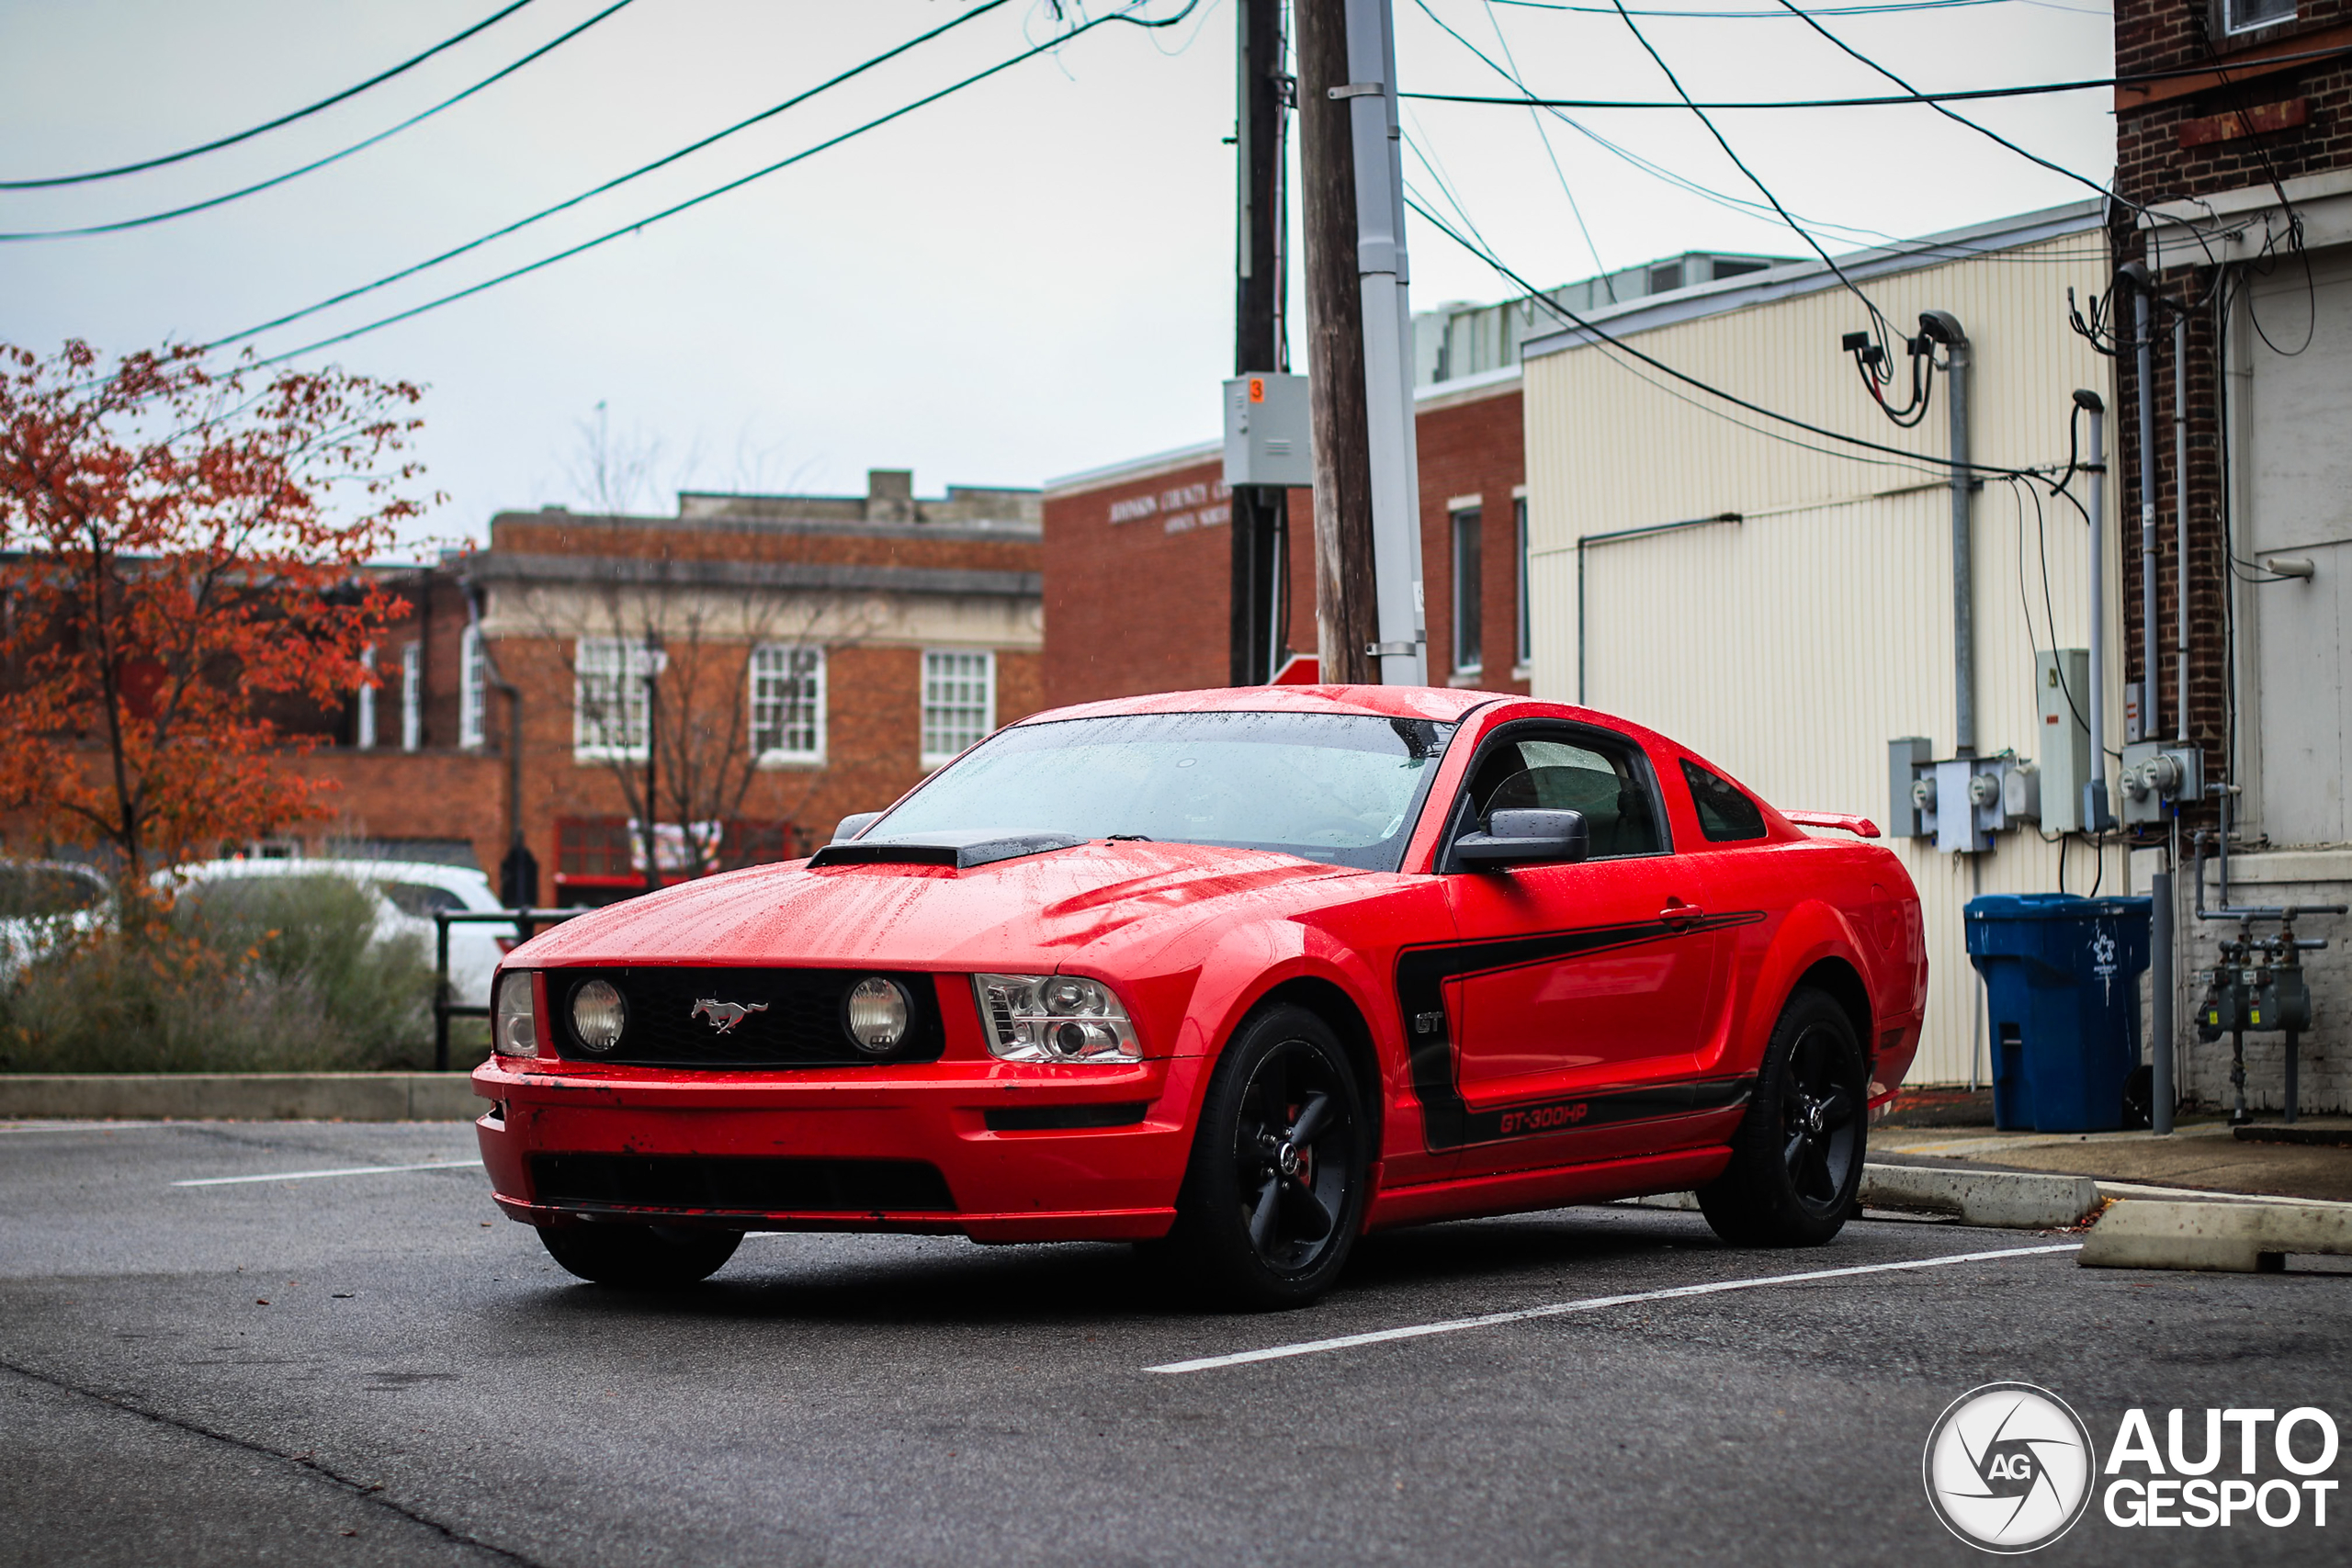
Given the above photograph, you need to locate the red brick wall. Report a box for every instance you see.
[2109,0,2352,795]
[1043,379,1524,708]
[492,513,1041,577]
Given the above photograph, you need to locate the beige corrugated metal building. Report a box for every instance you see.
[1519,201,2120,1085]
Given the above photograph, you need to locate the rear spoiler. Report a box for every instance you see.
[1785,811,1881,839]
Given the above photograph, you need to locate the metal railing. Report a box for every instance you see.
[432,907,590,1071]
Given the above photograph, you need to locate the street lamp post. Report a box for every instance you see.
[641,631,666,897]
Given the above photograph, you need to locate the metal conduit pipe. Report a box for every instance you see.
[2174,311,2191,744]
[1922,311,1975,754]
[2079,390,2110,830]
[2135,283,2160,741]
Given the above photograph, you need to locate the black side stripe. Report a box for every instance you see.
[1394,911,1765,1151]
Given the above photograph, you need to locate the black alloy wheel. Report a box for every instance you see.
[1155,1005,1368,1309]
[1697,987,1864,1247]
[537,1221,742,1288]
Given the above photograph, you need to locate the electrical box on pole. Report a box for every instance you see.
[1224,375,1314,487]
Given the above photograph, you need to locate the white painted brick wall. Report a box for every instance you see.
[2136,852,2352,1116]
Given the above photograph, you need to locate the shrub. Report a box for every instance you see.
[0,874,438,1072]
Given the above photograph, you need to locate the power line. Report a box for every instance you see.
[0,0,641,243]
[1600,0,1898,359]
[0,0,543,189]
[209,0,1020,351]
[243,2,1199,365]
[1491,0,2107,14]
[1476,0,1615,296]
[1401,77,2113,107]
[1405,191,2052,479]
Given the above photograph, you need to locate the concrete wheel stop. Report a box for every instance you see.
[2078,1198,2352,1273]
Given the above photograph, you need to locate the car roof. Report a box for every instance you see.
[163,859,494,893]
[1017,683,1506,727]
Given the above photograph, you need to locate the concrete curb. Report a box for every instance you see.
[1627,1164,2103,1229]
[0,1074,481,1122]
[2079,1199,2352,1272]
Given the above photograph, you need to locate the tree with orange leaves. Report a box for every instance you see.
[0,341,432,885]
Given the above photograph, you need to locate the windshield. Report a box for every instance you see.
[874,711,1457,870]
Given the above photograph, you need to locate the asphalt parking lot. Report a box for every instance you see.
[3,1120,2346,1567]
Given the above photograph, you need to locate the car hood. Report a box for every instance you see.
[510,840,1378,972]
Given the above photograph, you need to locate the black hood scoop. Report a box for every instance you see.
[807,829,1087,871]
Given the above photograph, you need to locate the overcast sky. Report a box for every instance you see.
[0,0,2113,552]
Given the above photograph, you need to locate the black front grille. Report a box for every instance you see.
[531,1154,956,1213]
[550,966,944,1068]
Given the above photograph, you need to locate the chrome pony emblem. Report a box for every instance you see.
[690,998,769,1034]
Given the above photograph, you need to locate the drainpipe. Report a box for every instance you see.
[2174,311,2191,745]
[2078,390,2111,833]
[2137,287,2161,743]
[1577,512,1743,704]
[1920,311,1973,754]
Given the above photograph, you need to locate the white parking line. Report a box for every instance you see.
[173,1159,481,1188]
[1145,1242,2083,1374]
[0,1122,167,1134]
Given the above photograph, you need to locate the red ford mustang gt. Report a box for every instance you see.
[475,686,1925,1306]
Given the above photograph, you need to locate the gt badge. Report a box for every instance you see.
[690,998,769,1035]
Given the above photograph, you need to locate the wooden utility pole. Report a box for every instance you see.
[1230,0,1290,686]
[1294,0,1380,686]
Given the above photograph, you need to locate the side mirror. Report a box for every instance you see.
[1454,807,1590,870]
[831,811,883,844]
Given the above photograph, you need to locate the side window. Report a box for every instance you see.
[1460,728,1666,858]
[384,882,469,919]
[1681,758,1767,842]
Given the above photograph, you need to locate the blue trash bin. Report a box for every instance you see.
[1964,893,2153,1133]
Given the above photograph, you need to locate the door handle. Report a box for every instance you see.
[1660,901,1706,929]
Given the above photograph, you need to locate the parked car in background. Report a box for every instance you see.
[160,859,516,1008]
[0,859,112,979]
[479,685,1926,1305]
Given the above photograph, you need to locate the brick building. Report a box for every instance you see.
[1043,367,1526,707]
[298,470,1042,902]
[2113,0,2352,1111]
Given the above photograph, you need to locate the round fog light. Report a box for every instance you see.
[571,979,627,1052]
[844,976,911,1054]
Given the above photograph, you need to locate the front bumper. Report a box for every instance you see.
[472,1055,1205,1243]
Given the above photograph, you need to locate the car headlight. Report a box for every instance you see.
[971,973,1140,1063]
[492,971,538,1058]
[843,976,912,1055]
[570,978,627,1053]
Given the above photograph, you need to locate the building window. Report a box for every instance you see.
[354,643,377,750]
[922,649,994,765]
[401,642,423,751]
[1515,497,1532,670]
[750,645,825,764]
[2222,0,2294,32]
[556,817,638,878]
[573,637,654,761]
[459,626,486,749]
[1452,508,1483,675]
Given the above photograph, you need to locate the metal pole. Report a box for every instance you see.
[2173,311,2191,744]
[2151,868,2175,1134]
[2135,288,2159,741]
[1340,0,1426,686]
[433,910,451,1072]
[1231,0,1289,685]
[642,634,661,896]
[2082,394,2110,831]
[1946,330,1975,754]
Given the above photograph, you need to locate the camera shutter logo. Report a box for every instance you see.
[1923,1382,2097,1552]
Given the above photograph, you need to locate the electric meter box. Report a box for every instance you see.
[1223,374,1313,488]
[2034,649,2092,834]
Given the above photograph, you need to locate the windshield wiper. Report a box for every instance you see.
[1105,833,1153,841]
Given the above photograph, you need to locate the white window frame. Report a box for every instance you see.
[572,637,655,761]
[1515,495,1532,671]
[458,626,487,749]
[921,649,995,767]
[354,643,377,750]
[750,644,826,766]
[1451,506,1483,676]
[401,642,423,751]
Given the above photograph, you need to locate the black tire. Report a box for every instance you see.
[1158,1005,1369,1310]
[1697,987,1865,1247]
[537,1222,741,1288]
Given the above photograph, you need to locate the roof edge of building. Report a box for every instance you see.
[460,551,1041,600]
[1521,197,2106,361]
[484,509,1039,545]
